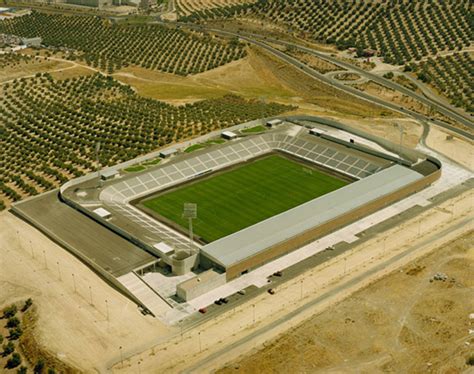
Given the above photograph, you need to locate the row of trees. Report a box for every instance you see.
[0,11,246,75]
[409,52,473,112]
[0,300,32,371]
[0,72,294,204]
[181,0,472,65]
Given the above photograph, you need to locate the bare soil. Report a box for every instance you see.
[112,47,395,119]
[0,212,170,373]
[289,50,340,73]
[0,57,72,83]
[218,231,474,373]
[334,72,361,81]
[355,81,432,116]
[426,125,473,170]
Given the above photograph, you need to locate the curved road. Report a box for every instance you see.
[168,22,473,140]
[212,28,473,127]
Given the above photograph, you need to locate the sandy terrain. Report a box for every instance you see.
[218,231,474,373]
[113,48,294,104]
[0,212,171,373]
[426,125,473,170]
[340,117,423,149]
[355,81,431,116]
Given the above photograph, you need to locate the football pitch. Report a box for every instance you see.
[141,155,348,242]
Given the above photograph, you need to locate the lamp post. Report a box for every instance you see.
[89,286,93,306]
[396,123,404,163]
[183,203,197,254]
[72,273,76,293]
[43,250,48,269]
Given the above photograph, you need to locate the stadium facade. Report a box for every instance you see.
[57,116,441,301]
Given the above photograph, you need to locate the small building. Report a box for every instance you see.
[266,119,283,128]
[309,128,323,137]
[21,37,42,48]
[93,207,112,219]
[364,48,378,57]
[101,169,118,181]
[0,7,11,14]
[176,269,226,301]
[159,148,177,158]
[221,131,238,140]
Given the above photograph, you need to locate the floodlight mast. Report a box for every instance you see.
[396,123,404,164]
[183,203,197,252]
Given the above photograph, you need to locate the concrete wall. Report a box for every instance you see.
[11,201,155,316]
[176,270,226,301]
[225,167,441,280]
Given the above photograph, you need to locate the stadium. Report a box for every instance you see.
[39,116,442,307]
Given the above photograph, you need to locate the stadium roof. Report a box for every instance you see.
[201,164,423,269]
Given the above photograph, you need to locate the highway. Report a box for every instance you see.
[210,28,473,126]
[169,22,473,140]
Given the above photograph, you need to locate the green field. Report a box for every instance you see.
[142,155,348,242]
[241,125,267,134]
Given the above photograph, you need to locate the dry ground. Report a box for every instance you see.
[0,56,73,83]
[218,231,474,374]
[426,125,474,170]
[113,47,395,120]
[355,81,433,116]
[0,212,171,372]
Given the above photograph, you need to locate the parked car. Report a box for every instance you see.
[199,308,207,314]
[268,288,275,295]
[214,299,222,305]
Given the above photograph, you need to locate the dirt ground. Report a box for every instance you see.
[340,117,423,149]
[0,57,72,83]
[288,51,339,73]
[355,81,432,116]
[426,125,473,170]
[112,47,394,119]
[0,212,171,373]
[218,231,474,374]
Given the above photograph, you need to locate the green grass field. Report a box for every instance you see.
[241,125,267,134]
[142,155,348,242]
